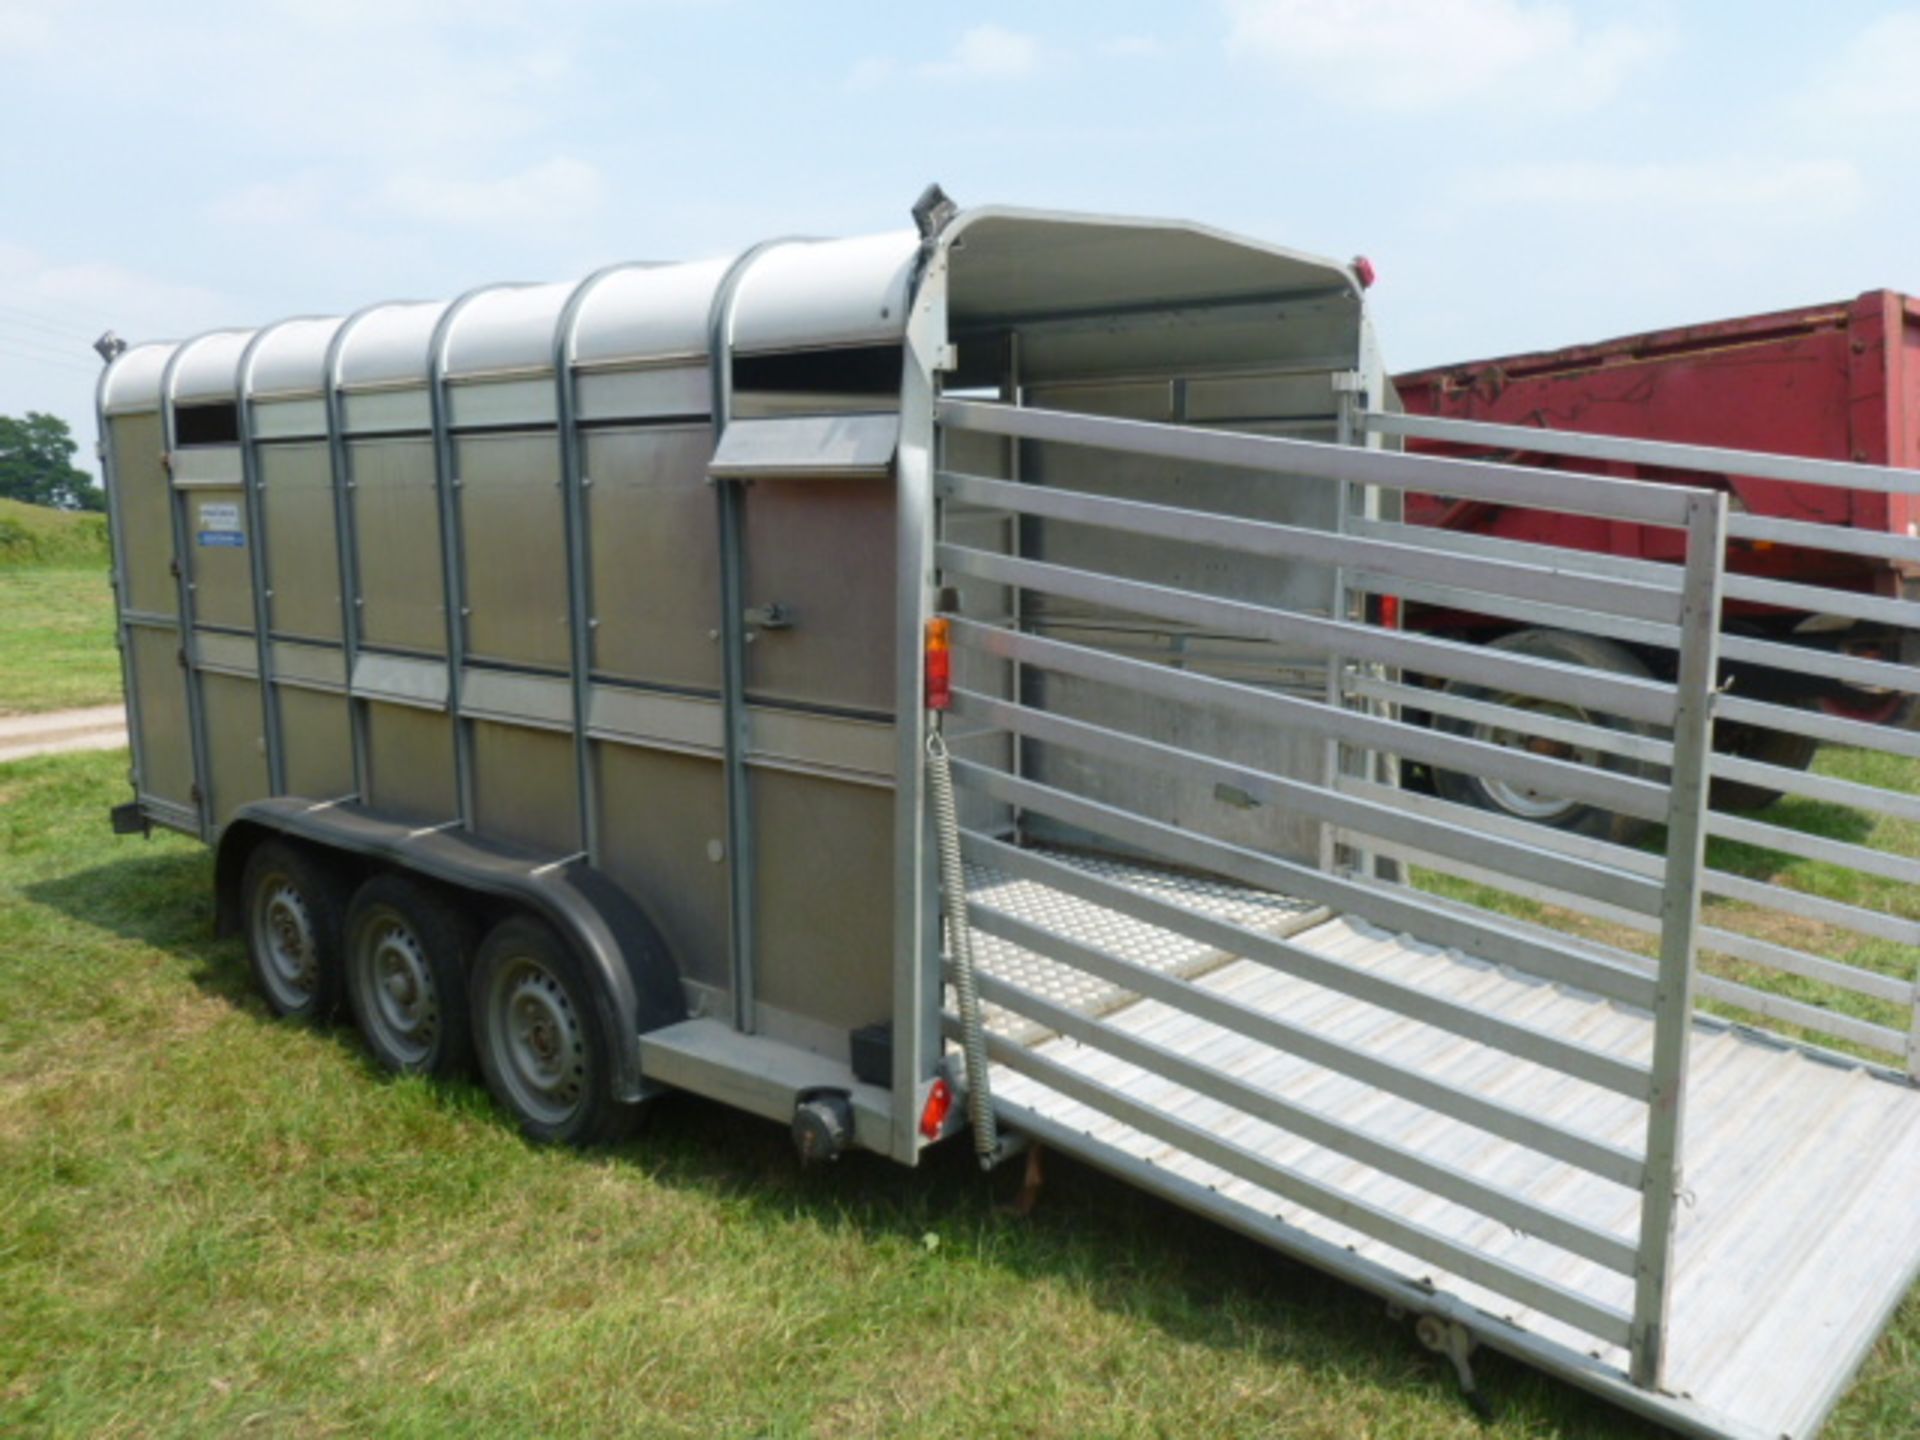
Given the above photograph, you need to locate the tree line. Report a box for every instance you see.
[0,412,105,511]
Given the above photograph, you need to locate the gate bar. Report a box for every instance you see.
[952,619,1671,820]
[968,1021,1637,1346]
[1630,489,1727,1388]
[938,397,1699,526]
[966,963,1641,1273]
[964,832,1652,1096]
[936,544,1678,726]
[937,469,1681,624]
[951,687,1667,918]
[1362,409,1920,497]
[951,758,1657,1013]
[953,810,1649,1185]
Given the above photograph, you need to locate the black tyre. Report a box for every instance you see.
[1432,628,1661,844]
[471,915,637,1146]
[1709,716,1819,812]
[344,873,478,1077]
[241,839,348,1022]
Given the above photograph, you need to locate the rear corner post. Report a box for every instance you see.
[889,241,953,1165]
[96,351,147,812]
[1630,486,1727,1388]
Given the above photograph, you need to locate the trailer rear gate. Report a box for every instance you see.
[97,205,1920,1439]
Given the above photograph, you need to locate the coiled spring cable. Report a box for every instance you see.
[926,729,998,1167]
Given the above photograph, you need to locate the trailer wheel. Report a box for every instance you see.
[1432,628,1660,844]
[1708,718,1819,812]
[241,839,347,1022]
[344,873,477,1077]
[472,915,636,1147]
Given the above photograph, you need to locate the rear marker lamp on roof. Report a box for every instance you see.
[925,617,952,711]
[1352,255,1377,290]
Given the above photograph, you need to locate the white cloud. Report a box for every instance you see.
[1223,0,1665,112]
[847,55,899,91]
[0,245,242,466]
[0,2,53,53]
[378,156,606,228]
[847,24,1044,90]
[1801,10,1920,120]
[1462,158,1866,216]
[39,2,582,163]
[0,244,237,342]
[209,175,334,229]
[924,24,1041,80]
[1101,35,1165,59]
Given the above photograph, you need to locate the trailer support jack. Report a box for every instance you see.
[998,1143,1046,1219]
[1415,1314,1492,1423]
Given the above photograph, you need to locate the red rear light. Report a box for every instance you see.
[919,1077,954,1138]
[1378,594,1400,630]
[1352,255,1377,290]
[925,617,952,711]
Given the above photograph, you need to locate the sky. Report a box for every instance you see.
[2,1,1915,476]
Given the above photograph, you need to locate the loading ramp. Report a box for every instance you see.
[953,843,1920,1439]
[932,394,1920,1438]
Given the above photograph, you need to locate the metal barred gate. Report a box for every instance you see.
[927,395,1920,1440]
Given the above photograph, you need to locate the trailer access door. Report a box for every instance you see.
[929,392,1920,1440]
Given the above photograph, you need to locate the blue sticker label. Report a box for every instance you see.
[196,499,244,549]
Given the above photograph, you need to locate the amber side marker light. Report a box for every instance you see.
[925,617,952,711]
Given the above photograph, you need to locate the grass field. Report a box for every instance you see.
[0,748,1744,1439]
[0,497,120,716]
[2,541,1916,1436]
[0,566,119,715]
[1417,742,1920,1065]
[0,496,110,570]
[3,777,1919,1436]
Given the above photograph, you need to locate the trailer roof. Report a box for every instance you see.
[100,205,1363,415]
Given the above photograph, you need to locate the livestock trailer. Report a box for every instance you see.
[97,198,1920,1438]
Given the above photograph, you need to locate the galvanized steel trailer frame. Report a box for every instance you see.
[94,204,1920,1440]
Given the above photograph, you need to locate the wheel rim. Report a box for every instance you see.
[251,871,319,1009]
[486,955,585,1126]
[1472,697,1602,824]
[351,905,438,1066]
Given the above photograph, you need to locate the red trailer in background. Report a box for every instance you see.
[1390,290,1920,832]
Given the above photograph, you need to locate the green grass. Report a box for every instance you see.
[1,567,1915,1435]
[0,497,110,569]
[1413,744,1920,1065]
[0,565,120,715]
[3,747,1824,1440]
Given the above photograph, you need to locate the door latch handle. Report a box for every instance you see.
[744,602,794,631]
